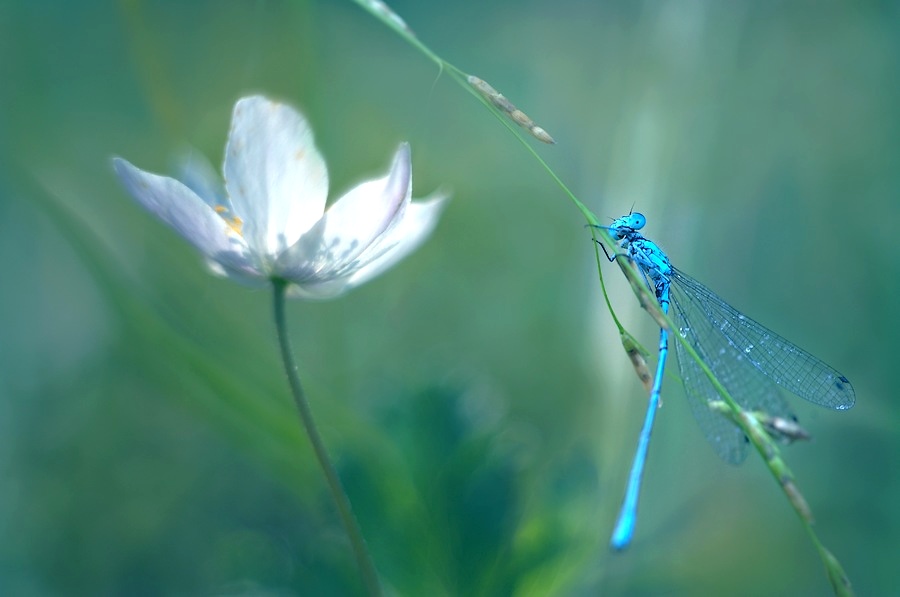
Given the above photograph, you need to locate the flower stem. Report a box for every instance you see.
[271,278,382,596]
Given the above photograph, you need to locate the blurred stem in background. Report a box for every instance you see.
[272,277,382,596]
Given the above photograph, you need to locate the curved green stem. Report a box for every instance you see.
[271,278,382,596]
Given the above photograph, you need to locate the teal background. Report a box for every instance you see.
[1,1,897,595]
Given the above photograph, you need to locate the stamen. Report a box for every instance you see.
[225,215,243,236]
[213,204,244,236]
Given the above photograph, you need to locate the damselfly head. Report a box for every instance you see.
[608,212,647,238]
[624,212,647,229]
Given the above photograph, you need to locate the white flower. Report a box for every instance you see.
[113,95,447,299]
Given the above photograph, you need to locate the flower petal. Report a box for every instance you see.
[343,192,449,289]
[205,258,270,287]
[275,143,412,282]
[284,277,354,300]
[285,191,449,300]
[223,96,328,257]
[175,148,228,209]
[113,157,258,276]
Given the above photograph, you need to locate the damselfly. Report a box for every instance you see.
[596,212,855,550]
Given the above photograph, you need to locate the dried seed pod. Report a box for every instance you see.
[621,332,654,394]
[530,126,555,145]
[362,0,414,36]
[759,414,812,443]
[467,74,556,144]
[509,109,533,128]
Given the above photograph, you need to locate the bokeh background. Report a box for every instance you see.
[1,1,897,595]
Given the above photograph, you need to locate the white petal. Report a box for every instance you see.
[275,143,412,282]
[224,96,328,257]
[285,277,354,300]
[113,158,258,276]
[343,192,448,289]
[284,191,449,300]
[175,148,228,209]
[206,258,270,287]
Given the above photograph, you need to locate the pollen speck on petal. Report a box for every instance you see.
[295,149,306,160]
[226,215,243,236]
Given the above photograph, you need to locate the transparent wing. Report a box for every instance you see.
[670,276,796,464]
[670,325,748,464]
[671,269,855,410]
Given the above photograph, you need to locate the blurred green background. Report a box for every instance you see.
[1,1,897,595]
